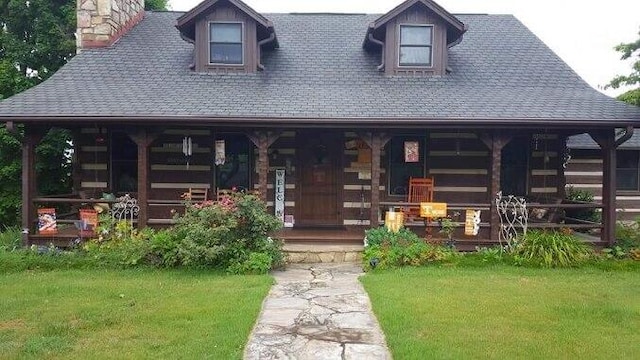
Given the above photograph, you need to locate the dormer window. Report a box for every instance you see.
[209,22,243,65]
[399,25,433,67]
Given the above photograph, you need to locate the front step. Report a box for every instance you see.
[283,242,364,263]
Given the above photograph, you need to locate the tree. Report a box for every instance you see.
[607,30,640,106]
[0,0,76,227]
[0,0,169,227]
[146,0,169,11]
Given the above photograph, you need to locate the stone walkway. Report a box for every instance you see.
[244,263,392,360]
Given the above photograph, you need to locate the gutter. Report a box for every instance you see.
[1,115,638,129]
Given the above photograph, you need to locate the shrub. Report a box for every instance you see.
[363,226,457,270]
[615,218,640,251]
[565,186,600,223]
[0,226,21,251]
[165,191,283,272]
[510,230,592,267]
[83,220,153,267]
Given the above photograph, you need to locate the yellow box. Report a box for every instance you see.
[419,202,447,218]
[385,211,404,233]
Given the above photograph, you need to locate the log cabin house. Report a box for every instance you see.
[1,0,640,249]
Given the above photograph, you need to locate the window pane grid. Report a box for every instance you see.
[616,151,640,191]
[209,23,242,65]
[399,25,433,67]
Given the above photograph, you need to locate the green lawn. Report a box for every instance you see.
[0,269,272,359]
[361,266,640,360]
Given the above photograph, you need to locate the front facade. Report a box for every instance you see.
[2,0,640,247]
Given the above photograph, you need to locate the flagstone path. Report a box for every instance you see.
[244,263,392,360]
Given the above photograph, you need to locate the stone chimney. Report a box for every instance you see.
[77,0,145,51]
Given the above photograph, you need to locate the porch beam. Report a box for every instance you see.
[247,131,282,202]
[21,127,45,246]
[128,129,159,229]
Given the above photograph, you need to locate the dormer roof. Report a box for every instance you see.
[364,0,467,49]
[176,0,278,48]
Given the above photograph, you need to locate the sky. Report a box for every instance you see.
[167,0,640,97]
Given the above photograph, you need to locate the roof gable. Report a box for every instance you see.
[176,0,277,46]
[365,0,466,47]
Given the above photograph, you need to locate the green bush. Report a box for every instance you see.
[80,191,283,273]
[363,227,457,270]
[615,218,640,252]
[83,221,153,267]
[511,230,592,267]
[163,191,283,272]
[0,226,21,251]
[565,186,600,223]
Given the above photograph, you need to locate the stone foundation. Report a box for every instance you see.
[285,251,363,264]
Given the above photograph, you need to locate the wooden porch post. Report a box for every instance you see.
[480,132,511,241]
[21,127,44,246]
[557,134,568,199]
[590,129,617,246]
[358,132,391,227]
[248,131,281,202]
[128,129,158,229]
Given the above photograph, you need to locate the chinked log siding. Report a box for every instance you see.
[74,128,566,229]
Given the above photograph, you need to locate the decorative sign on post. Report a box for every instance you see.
[37,208,58,235]
[275,169,285,222]
[420,202,447,218]
[214,140,226,165]
[465,209,482,236]
[404,141,419,162]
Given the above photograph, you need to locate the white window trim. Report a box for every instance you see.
[397,24,434,68]
[208,21,244,66]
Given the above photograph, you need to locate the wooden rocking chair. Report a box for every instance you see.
[403,177,435,224]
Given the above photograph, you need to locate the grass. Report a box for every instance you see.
[0,268,272,359]
[361,266,640,360]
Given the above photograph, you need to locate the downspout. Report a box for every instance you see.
[367,33,385,71]
[257,32,276,71]
[614,125,634,148]
[180,34,196,70]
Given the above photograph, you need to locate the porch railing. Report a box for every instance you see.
[377,200,604,242]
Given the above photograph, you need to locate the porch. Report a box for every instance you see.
[18,125,630,250]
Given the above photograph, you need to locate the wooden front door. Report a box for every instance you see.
[296,131,342,226]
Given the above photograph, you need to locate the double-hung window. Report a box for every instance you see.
[399,25,433,67]
[617,150,640,191]
[209,22,243,65]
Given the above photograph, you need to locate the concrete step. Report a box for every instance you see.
[283,242,364,263]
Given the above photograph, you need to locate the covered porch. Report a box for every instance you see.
[16,121,631,249]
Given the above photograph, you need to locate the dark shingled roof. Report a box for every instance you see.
[568,132,640,149]
[1,11,639,124]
